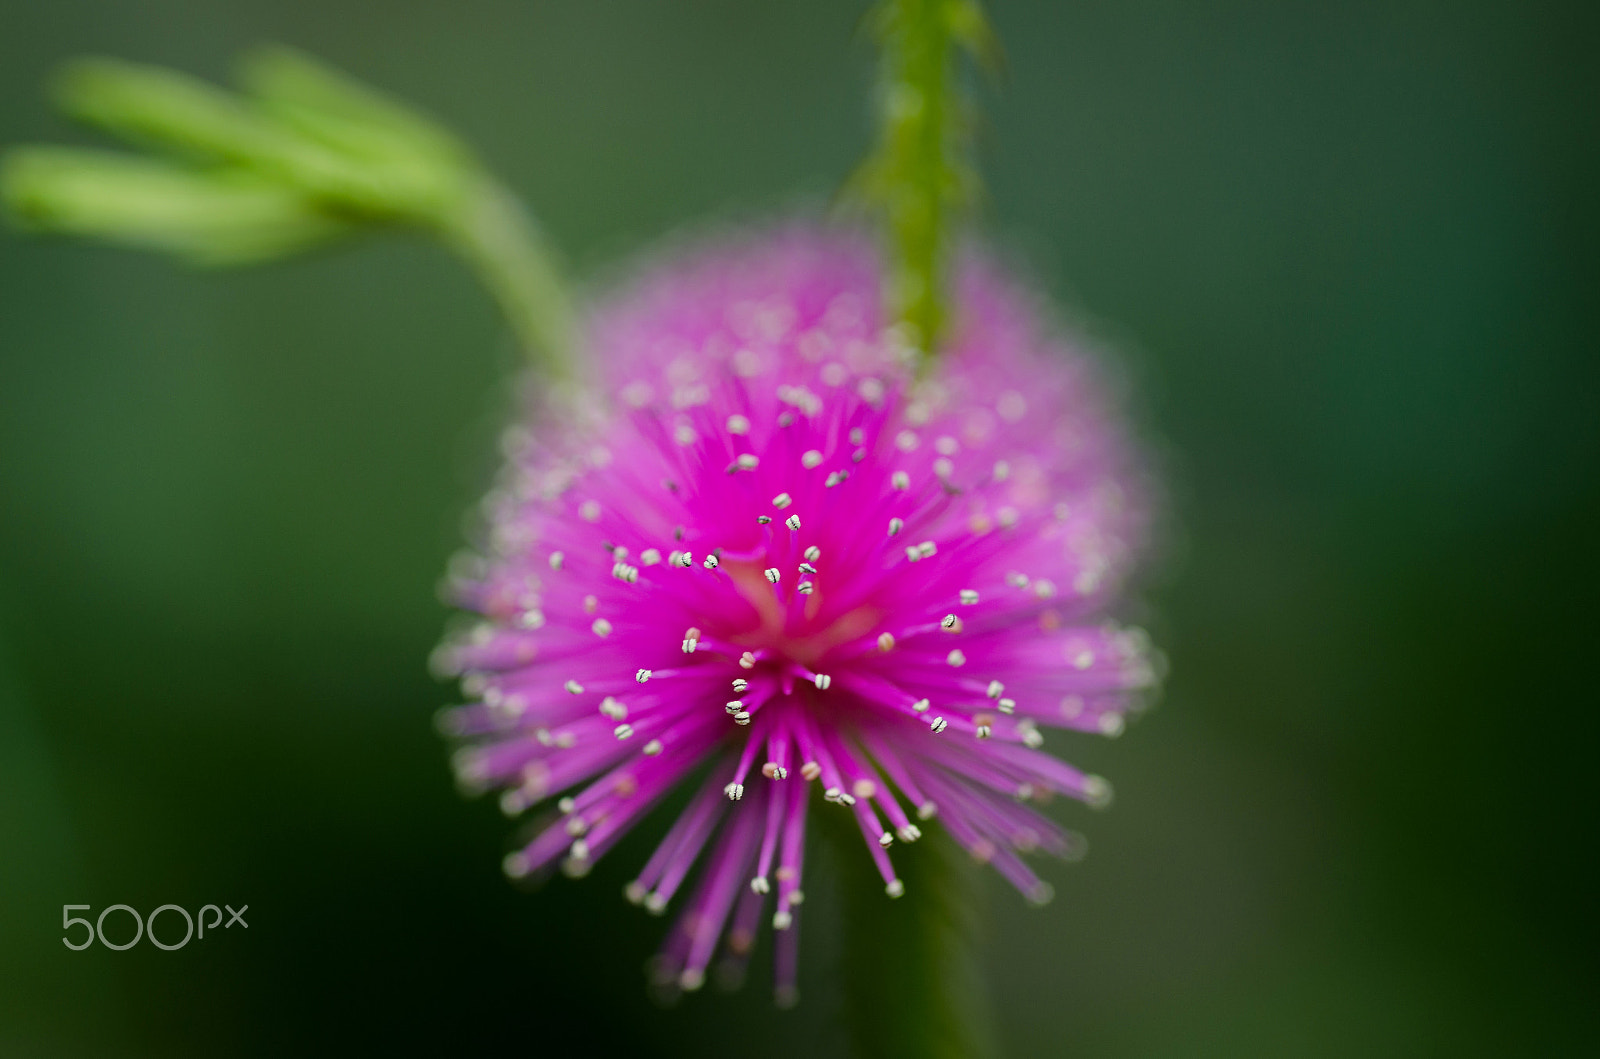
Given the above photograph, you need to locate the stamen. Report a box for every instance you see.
[736,454,759,470]
[732,678,749,693]
[812,673,832,690]
[785,514,802,531]
[803,545,821,562]
[911,698,929,713]
[886,879,905,898]
[703,554,720,570]
[987,680,1005,699]
[801,450,823,469]
[772,492,793,509]
[930,717,949,734]
[727,414,751,435]
[635,669,652,683]
[764,567,781,583]
[877,632,896,651]
[797,581,815,595]
[892,471,910,490]
[798,562,817,574]
[758,515,773,524]
[564,679,585,695]
[940,614,961,632]
[888,517,904,536]
[724,782,745,802]
[549,551,565,570]
[592,618,614,637]
[960,589,980,605]
[614,724,635,740]
[947,650,966,667]
[726,700,745,715]
[739,651,757,669]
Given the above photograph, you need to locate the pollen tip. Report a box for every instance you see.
[886,879,905,898]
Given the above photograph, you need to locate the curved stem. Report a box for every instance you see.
[437,173,579,379]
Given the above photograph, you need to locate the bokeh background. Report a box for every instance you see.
[2,1,1595,1055]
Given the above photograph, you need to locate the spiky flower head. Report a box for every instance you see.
[436,225,1159,1002]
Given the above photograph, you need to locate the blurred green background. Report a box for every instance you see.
[2,1,1595,1055]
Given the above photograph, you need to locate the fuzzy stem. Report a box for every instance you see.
[858,0,994,359]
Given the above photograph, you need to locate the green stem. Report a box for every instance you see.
[436,173,578,380]
[826,808,997,1059]
[860,0,993,360]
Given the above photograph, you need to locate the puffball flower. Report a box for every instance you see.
[436,226,1159,1002]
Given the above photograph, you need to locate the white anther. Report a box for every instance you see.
[750,876,771,895]
[917,541,937,558]
[1007,571,1030,588]
[569,838,590,861]
[941,614,960,631]
[611,562,639,583]
[895,430,919,451]
[736,453,759,470]
[960,589,980,605]
[987,680,1005,699]
[549,551,565,570]
[917,801,938,820]
[997,506,1020,528]
[825,471,844,487]
[798,562,817,574]
[1099,713,1126,738]
[640,548,662,566]
[1023,728,1045,748]
[670,550,691,567]
[878,632,896,651]
[888,517,905,536]
[732,678,749,693]
[785,514,802,531]
[503,852,531,879]
[635,669,652,683]
[682,637,699,653]
[610,545,628,560]
[733,712,752,725]
[599,697,627,720]
[797,581,815,595]
[976,725,992,740]
[998,698,1016,714]
[930,717,949,733]
[1083,775,1113,809]
[812,673,832,690]
[614,724,634,740]
[726,700,744,714]
[906,545,922,562]
[804,545,821,562]
[947,650,966,667]
[726,414,751,435]
[878,832,894,848]
[725,782,744,802]
[764,567,781,583]
[592,618,614,637]
[562,815,587,837]
[911,698,930,713]
[740,651,757,669]
[762,763,789,780]
[897,824,922,843]
[564,679,584,695]
[853,447,867,462]
[933,457,954,480]
[703,554,720,570]
[558,797,576,814]
[1034,579,1057,599]
[824,786,841,802]
[886,879,905,898]
[772,492,793,509]
[579,500,601,522]
[892,471,910,491]
[801,449,823,469]
[643,739,663,756]
[773,910,793,931]
[758,515,772,524]
[519,609,546,629]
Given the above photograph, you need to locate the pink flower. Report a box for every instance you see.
[436,225,1159,1002]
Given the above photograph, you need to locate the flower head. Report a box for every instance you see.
[437,225,1159,1002]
